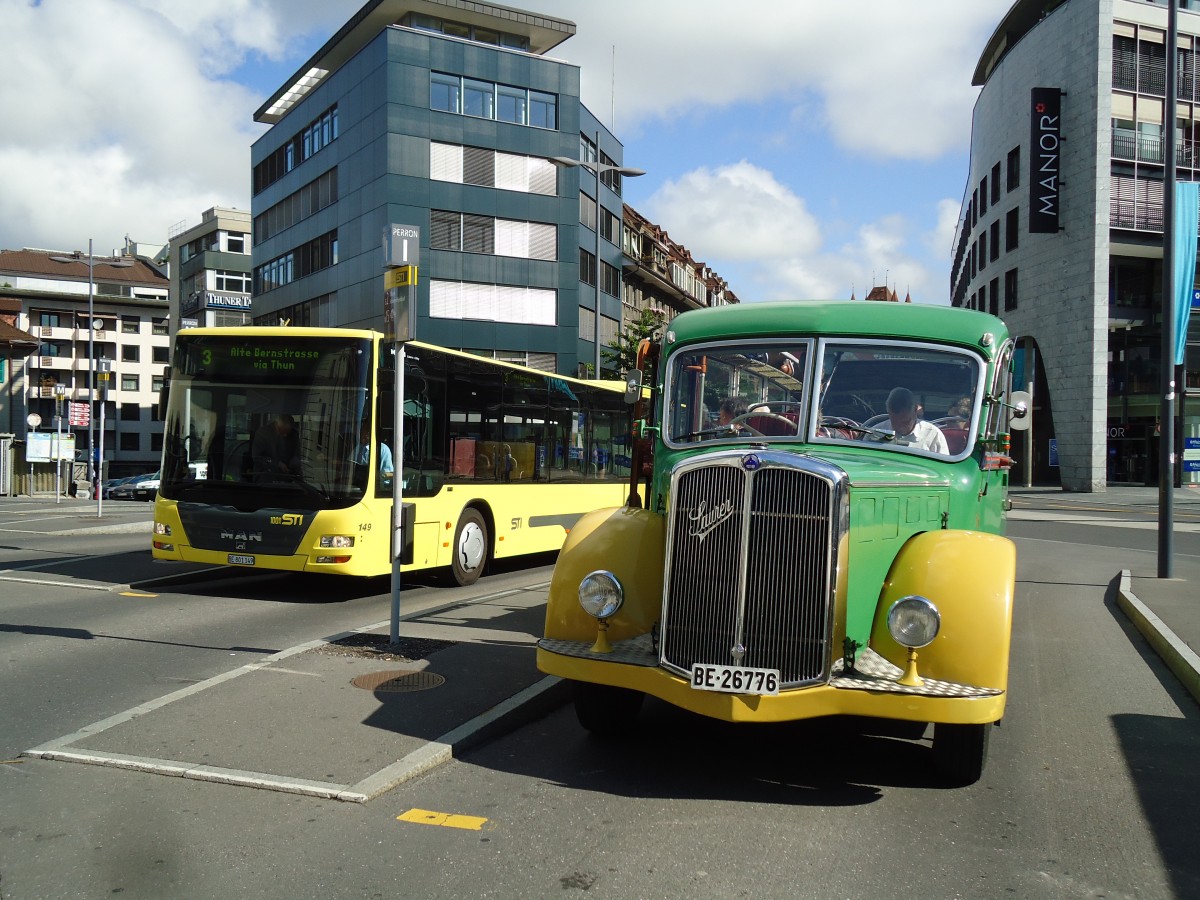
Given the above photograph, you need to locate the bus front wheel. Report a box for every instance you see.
[451,508,488,586]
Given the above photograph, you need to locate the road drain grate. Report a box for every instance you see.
[351,670,446,692]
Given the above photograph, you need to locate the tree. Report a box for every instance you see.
[602,307,665,377]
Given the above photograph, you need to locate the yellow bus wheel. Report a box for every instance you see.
[572,681,643,735]
[932,722,990,785]
[451,508,488,586]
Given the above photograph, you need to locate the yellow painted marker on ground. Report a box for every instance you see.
[397,808,487,831]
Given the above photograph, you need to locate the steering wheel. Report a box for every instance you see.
[863,413,891,428]
[730,411,796,436]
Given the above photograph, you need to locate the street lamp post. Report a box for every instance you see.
[51,241,131,517]
[551,144,645,379]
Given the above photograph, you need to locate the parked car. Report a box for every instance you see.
[102,475,136,500]
[108,472,157,501]
[131,472,161,501]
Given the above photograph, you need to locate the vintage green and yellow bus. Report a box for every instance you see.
[538,301,1027,784]
[152,327,630,583]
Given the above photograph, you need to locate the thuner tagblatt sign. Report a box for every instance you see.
[1029,87,1062,234]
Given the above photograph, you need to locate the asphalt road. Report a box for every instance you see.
[0,497,1197,899]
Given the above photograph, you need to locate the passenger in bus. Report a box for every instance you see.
[351,422,393,480]
[251,414,301,478]
[883,387,948,454]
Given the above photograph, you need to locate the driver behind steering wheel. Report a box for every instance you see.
[718,397,749,432]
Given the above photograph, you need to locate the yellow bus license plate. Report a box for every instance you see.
[690,664,780,695]
[228,554,256,566]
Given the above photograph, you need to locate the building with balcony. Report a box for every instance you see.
[0,247,170,475]
[248,0,739,378]
[620,205,739,333]
[168,206,253,337]
[952,0,1200,490]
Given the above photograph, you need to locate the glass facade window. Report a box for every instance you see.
[431,74,556,130]
[580,249,597,287]
[497,85,526,124]
[253,105,339,195]
[463,79,495,118]
[1004,268,1018,312]
[431,73,461,113]
[529,91,556,130]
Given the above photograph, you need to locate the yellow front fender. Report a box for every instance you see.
[870,530,1015,693]
[544,506,664,643]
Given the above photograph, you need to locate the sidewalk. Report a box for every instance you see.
[1011,484,1200,705]
[23,574,568,803]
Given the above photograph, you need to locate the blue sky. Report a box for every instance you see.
[0,0,1013,304]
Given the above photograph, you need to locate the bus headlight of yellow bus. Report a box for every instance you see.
[152,521,173,551]
[886,595,940,687]
[579,570,624,655]
[319,535,355,548]
[579,570,623,619]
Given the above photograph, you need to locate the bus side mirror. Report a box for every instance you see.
[1008,390,1032,431]
[624,369,643,405]
[157,366,171,420]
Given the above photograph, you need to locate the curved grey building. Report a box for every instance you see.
[954,0,1200,490]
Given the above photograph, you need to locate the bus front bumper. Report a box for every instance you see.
[537,637,1006,726]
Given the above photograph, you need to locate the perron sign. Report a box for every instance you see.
[1029,87,1062,234]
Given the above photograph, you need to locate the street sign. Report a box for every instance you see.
[68,402,90,427]
[383,224,420,267]
[1184,436,1200,473]
[384,266,418,289]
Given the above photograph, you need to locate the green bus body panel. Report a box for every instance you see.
[664,300,1006,359]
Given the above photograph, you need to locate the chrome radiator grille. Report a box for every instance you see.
[660,456,841,687]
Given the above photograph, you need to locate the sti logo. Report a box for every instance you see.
[270,513,304,526]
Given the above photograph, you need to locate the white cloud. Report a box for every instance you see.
[0,0,338,252]
[552,0,1011,161]
[646,162,954,303]
[645,162,821,262]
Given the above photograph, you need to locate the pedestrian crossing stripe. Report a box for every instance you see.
[397,808,487,830]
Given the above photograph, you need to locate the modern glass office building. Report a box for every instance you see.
[249,0,629,377]
[954,0,1200,490]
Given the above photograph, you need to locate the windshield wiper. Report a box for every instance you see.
[821,420,895,441]
[677,425,739,441]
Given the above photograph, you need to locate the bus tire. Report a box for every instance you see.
[573,681,643,736]
[451,508,488,586]
[932,722,990,785]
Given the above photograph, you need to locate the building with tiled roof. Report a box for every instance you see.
[0,246,170,485]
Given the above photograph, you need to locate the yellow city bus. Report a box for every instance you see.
[152,327,631,583]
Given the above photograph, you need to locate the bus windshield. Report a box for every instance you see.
[159,333,375,508]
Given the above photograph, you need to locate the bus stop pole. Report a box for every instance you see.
[389,342,406,646]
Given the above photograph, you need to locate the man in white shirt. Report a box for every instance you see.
[885,387,948,454]
[352,422,394,475]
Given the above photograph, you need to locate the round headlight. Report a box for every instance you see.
[886,595,940,649]
[578,570,624,619]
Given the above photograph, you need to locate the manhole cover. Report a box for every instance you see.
[351,670,445,693]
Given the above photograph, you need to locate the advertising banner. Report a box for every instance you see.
[1029,87,1062,234]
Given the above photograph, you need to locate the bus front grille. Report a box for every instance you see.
[659,455,842,687]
